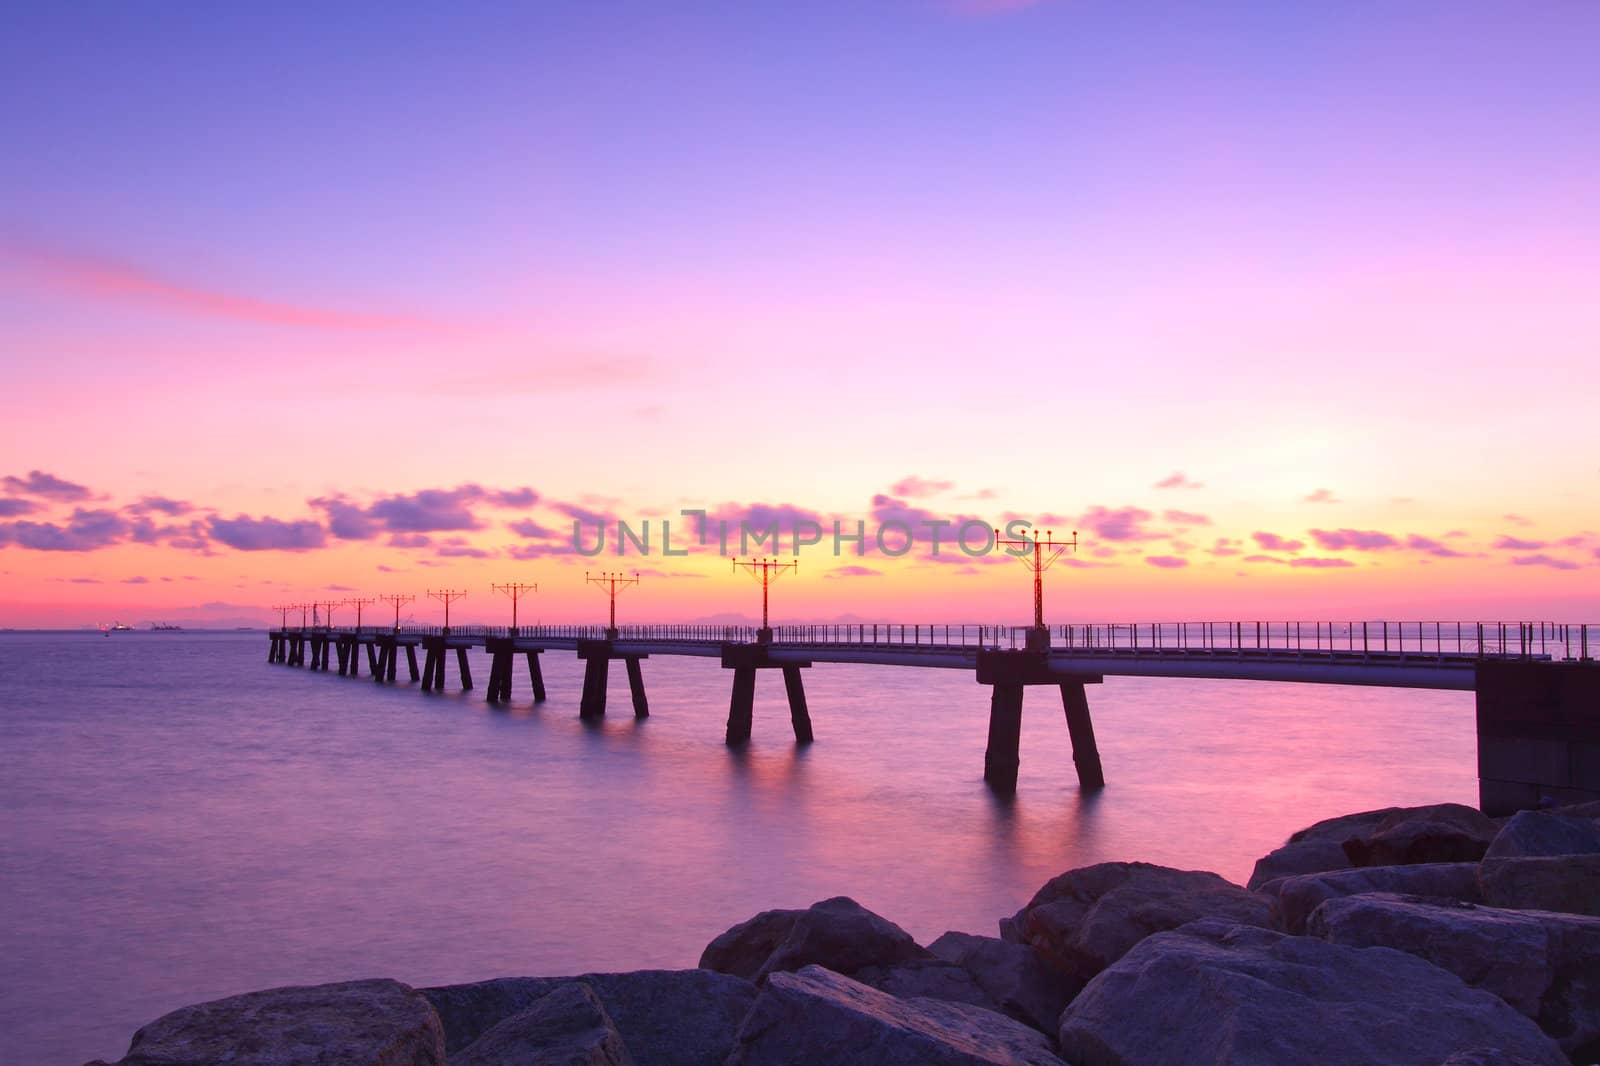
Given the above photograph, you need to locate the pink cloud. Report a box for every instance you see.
[1289,557,1356,569]
[1495,535,1546,551]
[1303,489,1340,504]
[1154,471,1202,490]
[1253,532,1305,552]
[1163,509,1211,526]
[2,469,93,502]
[1078,505,1159,542]
[3,239,436,332]
[890,475,955,498]
[1512,554,1579,570]
[1145,555,1188,569]
[1310,528,1399,550]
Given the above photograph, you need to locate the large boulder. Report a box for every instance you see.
[928,931,1073,1034]
[700,896,930,982]
[452,982,631,1066]
[1056,920,1566,1066]
[1307,893,1600,1059]
[1264,862,1482,934]
[850,959,999,1014]
[90,979,445,1066]
[1000,862,1274,991]
[1247,808,1399,889]
[1480,854,1600,917]
[1484,810,1600,860]
[725,965,1065,1065]
[1340,803,1497,867]
[422,970,755,1066]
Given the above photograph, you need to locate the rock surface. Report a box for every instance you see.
[1340,803,1497,867]
[92,979,445,1066]
[422,969,755,1066]
[1056,919,1567,1066]
[1480,854,1600,917]
[726,965,1065,1065]
[1001,862,1274,990]
[851,958,999,1013]
[700,896,930,982]
[1484,809,1600,860]
[452,982,630,1066]
[928,931,1072,1034]
[1265,862,1482,934]
[1308,892,1600,1058]
[1246,807,1398,889]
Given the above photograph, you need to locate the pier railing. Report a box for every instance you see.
[284,621,1596,661]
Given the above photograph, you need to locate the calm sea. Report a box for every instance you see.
[0,631,1475,1065]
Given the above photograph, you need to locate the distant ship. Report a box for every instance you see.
[151,623,184,631]
[101,622,135,636]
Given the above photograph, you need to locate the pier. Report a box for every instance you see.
[266,619,1600,809]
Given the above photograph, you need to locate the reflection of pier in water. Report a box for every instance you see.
[266,620,1599,812]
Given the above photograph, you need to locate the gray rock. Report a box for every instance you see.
[1307,892,1600,1059]
[852,958,1000,1013]
[726,965,1065,1065]
[1437,1052,1559,1066]
[96,978,445,1066]
[928,931,1073,1034]
[1247,807,1399,889]
[1056,919,1566,1066]
[700,896,930,983]
[1341,803,1498,867]
[422,969,755,1065]
[1485,810,1600,859]
[1480,854,1600,917]
[1266,862,1482,934]
[423,977,560,1054]
[453,982,630,1066]
[1001,862,1274,990]
[698,908,801,981]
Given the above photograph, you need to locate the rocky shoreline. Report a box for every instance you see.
[88,801,1600,1065]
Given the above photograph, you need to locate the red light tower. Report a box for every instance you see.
[586,571,638,638]
[733,556,798,642]
[492,581,538,630]
[993,528,1078,651]
[345,596,376,631]
[380,593,415,632]
[427,588,468,633]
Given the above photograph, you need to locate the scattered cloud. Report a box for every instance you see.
[1310,528,1399,551]
[1145,555,1188,569]
[436,545,493,558]
[1406,534,1465,558]
[123,576,149,584]
[0,498,38,517]
[2,508,129,551]
[509,518,554,539]
[1163,509,1211,526]
[127,495,192,517]
[1253,532,1305,552]
[1303,488,1340,504]
[1154,471,1202,490]
[3,469,93,502]
[1078,505,1159,542]
[388,533,432,548]
[1503,514,1533,527]
[890,475,955,498]
[826,565,883,579]
[1495,535,1546,551]
[1243,554,1286,565]
[1209,538,1243,557]
[3,238,436,332]
[1290,557,1356,569]
[1512,554,1579,570]
[206,514,326,552]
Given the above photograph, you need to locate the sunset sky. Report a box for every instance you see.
[2,2,1596,627]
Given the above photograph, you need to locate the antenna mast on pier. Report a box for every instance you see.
[317,599,342,628]
[294,602,311,629]
[993,528,1077,650]
[427,588,468,633]
[732,557,798,640]
[271,604,292,629]
[585,571,639,638]
[380,593,415,632]
[345,597,376,630]
[492,581,538,629]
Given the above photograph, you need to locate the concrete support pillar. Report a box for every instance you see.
[983,683,1024,793]
[580,656,609,719]
[783,665,813,743]
[726,666,756,745]
[405,646,419,682]
[626,658,648,718]
[366,643,379,677]
[1059,682,1105,790]
[387,643,398,683]
[456,647,473,691]
[526,652,546,702]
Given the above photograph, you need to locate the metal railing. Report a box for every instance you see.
[269,621,1596,661]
